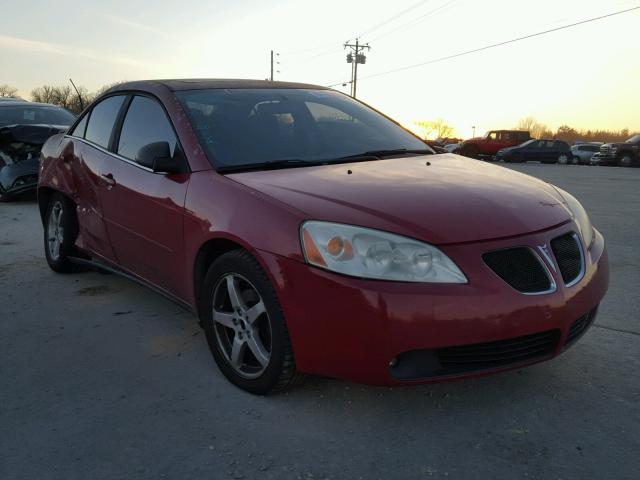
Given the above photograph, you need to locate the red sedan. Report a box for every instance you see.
[38,80,608,394]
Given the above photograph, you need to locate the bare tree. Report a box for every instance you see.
[0,84,19,98]
[515,117,550,139]
[31,84,91,113]
[413,119,455,140]
[31,85,57,104]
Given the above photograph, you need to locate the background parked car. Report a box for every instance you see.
[444,143,461,153]
[571,143,601,165]
[496,139,571,164]
[423,139,447,153]
[590,135,640,166]
[0,100,75,201]
[459,130,531,160]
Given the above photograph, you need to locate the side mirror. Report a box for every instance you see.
[136,142,181,173]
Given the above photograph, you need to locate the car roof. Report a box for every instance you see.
[0,100,62,108]
[109,78,330,93]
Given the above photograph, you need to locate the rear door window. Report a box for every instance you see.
[85,95,126,148]
[117,95,180,166]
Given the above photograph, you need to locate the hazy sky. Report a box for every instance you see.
[1,0,638,137]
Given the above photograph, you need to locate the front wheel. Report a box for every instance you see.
[460,145,480,159]
[44,193,79,273]
[558,154,569,165]
[201,250,303,394]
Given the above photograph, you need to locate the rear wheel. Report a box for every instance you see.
[558,154,569,165]
[618,154,633,167]
[44,193,79,273]
[201,250,302,394]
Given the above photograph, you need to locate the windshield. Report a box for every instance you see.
[626,135,640,144]
[0,105,75,127]
[519,139,536,147]
[176,88,428,170]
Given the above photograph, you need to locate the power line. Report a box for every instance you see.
[281,1,443,73]
[367,0,457,42]
[327,5,640,87]
[356,0,433,39]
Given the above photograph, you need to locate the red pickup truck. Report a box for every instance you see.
[459,130,531,159]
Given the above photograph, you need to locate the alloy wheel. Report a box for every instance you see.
[47,200,64,261]
[212,273,272,379]
[619,155,632,167]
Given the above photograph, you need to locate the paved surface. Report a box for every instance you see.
[1,164,639,480]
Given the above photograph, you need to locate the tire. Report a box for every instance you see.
[43,192,79,273]
[201,250,303,394]
[618,154,633,167]
[460,145,480,159]
[571,156,580,165]
[558,154,569,165]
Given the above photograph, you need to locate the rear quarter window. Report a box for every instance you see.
[70,114,88,138]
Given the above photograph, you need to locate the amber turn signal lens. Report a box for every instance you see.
[302,229,327,267]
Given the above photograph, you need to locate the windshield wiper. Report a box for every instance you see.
[217,159,316,173]
[338,148,434,160]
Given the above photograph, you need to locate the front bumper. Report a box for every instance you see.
[590,153,616,166]
[0,159,39,197]
[258,222,609,385]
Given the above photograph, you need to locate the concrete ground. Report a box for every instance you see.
[1,163,639,480]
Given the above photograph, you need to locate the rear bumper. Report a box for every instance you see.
[258,223,609,385]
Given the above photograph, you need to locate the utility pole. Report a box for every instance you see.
[269,50,280,81]
[344,39,370,98]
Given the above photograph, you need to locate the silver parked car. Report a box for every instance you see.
[570,143,601,165]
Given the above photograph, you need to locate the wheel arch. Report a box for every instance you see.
[193,236,253,318]
[37,187,75,225]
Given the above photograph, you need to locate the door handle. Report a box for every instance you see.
[101,173,116,188]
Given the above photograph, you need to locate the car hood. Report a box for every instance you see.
[227,154,571,245]
[0,123,69,166]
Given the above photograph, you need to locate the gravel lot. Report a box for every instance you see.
[1,163,639,480]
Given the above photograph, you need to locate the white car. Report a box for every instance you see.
[571,143,601,165]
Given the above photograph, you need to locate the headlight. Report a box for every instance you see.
[553,187,594,249]
[301,221,467,283]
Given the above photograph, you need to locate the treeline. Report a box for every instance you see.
[0,82,121,114]
[516,117,638,144]
[31,83,121,114]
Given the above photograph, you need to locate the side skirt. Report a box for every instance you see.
[68,256,196,315]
